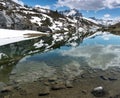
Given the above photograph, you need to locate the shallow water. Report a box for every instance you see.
[0,32,120,83]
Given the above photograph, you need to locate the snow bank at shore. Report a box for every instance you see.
[0,29,47,46]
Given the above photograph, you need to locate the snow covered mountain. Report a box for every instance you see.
[59,9,82,17]
[89,17,120,26]
[0,0,99,34]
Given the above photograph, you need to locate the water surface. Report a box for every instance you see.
[9,33,120,83]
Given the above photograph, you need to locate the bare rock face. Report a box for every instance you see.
[0,11,13,28]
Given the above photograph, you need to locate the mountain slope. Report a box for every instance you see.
[106,22,120,35]
[89,17,120,26]
[0,0,99,34]
[59,9,82,17]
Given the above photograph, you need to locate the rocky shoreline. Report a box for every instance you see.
[0,66,120,98]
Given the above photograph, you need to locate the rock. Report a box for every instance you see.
[108,77,117,81]
[44,82,50,86]
[81,74,85,78]
[10,70,17,75]
[100,75,108,80]
[38,86,50,96]
[65,81,73,88]
[1,86,13,93]
[48,77,57,82]
[82,90,87,94]
[112,94,120,98]
[19,89,27,95]
[3,95,10,98]
[91,86,106,97]
[0,82,7,92]
[51,81,65,90]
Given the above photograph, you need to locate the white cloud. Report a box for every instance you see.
[35,5,50,9]
[56,0,120,10]
[104,14,111,18]
[12,0,24,6]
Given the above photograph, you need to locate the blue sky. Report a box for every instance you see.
[15,0,120,19]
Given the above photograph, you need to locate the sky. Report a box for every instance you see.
[13,0,120,19]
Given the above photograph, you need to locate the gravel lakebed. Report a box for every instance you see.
[1,66,120,98]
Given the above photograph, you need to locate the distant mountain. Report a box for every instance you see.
[106,22,120,35]
[89,17,120,26]
[59,9,82,17]
[0,0,99,34]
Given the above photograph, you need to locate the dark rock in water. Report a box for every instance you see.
[91,86,106,97]
[38,87,50,96]
[51,81,65,90]
[108,77,117,81]
[100,75,108,80]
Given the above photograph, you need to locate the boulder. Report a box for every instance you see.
[91,86,106,97]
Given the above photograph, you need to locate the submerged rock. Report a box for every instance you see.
[0,82,7,92]
[91,86,106,97]
[1,86,13,93]
[100,75,108,80]
[108,77,117,81]
[65,81,73,88]
[51,81,65,90]
[48,77,57,82]
[38,86,50,96]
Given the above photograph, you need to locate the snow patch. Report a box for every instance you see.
[0,29,46,46]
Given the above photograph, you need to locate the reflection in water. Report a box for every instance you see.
[0,33,80,81]
[0,32,120,83]
[61,45,120,69]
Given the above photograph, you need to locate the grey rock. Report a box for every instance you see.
[48,77,57,82]
[51,81,65,90]
[0,82,7,92]
[1,86,13,93]
[65,81,73,88]
[0,11,12,28]
[38,86,50,96]
[82,90,87,94]
[91,86,106,97]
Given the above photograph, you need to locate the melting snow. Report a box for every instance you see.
[0,29,46,46]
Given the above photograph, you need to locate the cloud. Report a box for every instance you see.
[104,14,111,18]
[35,5,50,9]
[56,0,120,10]
[12,0,24,6]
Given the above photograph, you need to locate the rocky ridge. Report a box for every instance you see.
[0,0,99,34]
